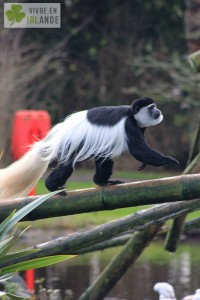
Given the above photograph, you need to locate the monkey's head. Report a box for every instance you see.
[131,97,163,128]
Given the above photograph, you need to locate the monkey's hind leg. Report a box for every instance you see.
[93,157,124,186]
[45,162,74,196]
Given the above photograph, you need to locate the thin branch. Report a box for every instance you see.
[75,216,200,254]
[1,198,200,268]
[183,152,200,175]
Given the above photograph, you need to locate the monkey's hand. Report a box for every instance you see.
[165,156,179,166]
[138,156,179,170]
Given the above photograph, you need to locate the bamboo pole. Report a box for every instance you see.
[1,198,200,268]
[79,224,161,300]
[165,213,187,252]
[165,118,200,252]
[76,216,200,254]
[1,174,200,222]
[186,115,200,165]
[183,153,200,175]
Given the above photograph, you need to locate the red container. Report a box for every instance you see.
[11,110,51,160]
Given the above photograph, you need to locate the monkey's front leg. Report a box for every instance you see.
[93,157,124,186]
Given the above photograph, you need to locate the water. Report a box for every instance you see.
[32,238,200,300]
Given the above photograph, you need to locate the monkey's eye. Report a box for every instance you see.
[149,104,156,110]
[134,106,140,114]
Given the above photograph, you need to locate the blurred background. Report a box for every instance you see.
[0,0,200,171]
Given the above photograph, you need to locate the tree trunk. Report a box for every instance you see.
[184,0,200,53]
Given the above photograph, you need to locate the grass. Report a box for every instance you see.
[31,169,199,230]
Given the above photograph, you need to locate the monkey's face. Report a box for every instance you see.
[134,103,163,128]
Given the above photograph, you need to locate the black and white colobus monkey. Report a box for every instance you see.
[0,97,179,200]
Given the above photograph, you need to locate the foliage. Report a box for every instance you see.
[0,0,186,117]
[0,0,192,166]
[125,54,200,107]
[0,191,75,299]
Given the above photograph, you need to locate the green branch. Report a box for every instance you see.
[1,174,200,222]
[1,198,200,268]
[75,216,200,254]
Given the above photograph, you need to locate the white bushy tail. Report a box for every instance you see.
[0,143,49,201]
[0,111,87,201]
[0,110,88,201]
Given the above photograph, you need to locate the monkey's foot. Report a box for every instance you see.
[100,180,125,186]
[57,187,67,197]
[138,163,147,171]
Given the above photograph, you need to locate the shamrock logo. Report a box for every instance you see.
[5,4,26,26]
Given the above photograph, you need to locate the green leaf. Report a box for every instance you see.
[0,291,29,299]
[0,227,31,257]
[5,10,15,22]
[0,255,75,274]
[0,273,15,282]
[0,250,39,265]
[15,12,25,22]
[0,236,14,255]
[0,211,16,240]
[11,4,23,13]
[0,191,62,239]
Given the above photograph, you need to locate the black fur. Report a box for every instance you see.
[45,162,73,195]
[87,106,129,126]
[93,157,124,186]
[125,116,178,167]
[131,97,153,114]
[93,157,114,185]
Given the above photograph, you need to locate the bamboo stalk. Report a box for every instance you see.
[165,118,200,252]
[79,224,161,300]
[1,174,200,222]
[164,213,187,252]
[183,152,200,175]
[76,216,200,254]
[1,198,200,268]
[186,116,200,165]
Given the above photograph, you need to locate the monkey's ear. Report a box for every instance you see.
[127,106,134,117]
[133,105,140,114]
[129,100,138,115]
[127,107,138,124]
